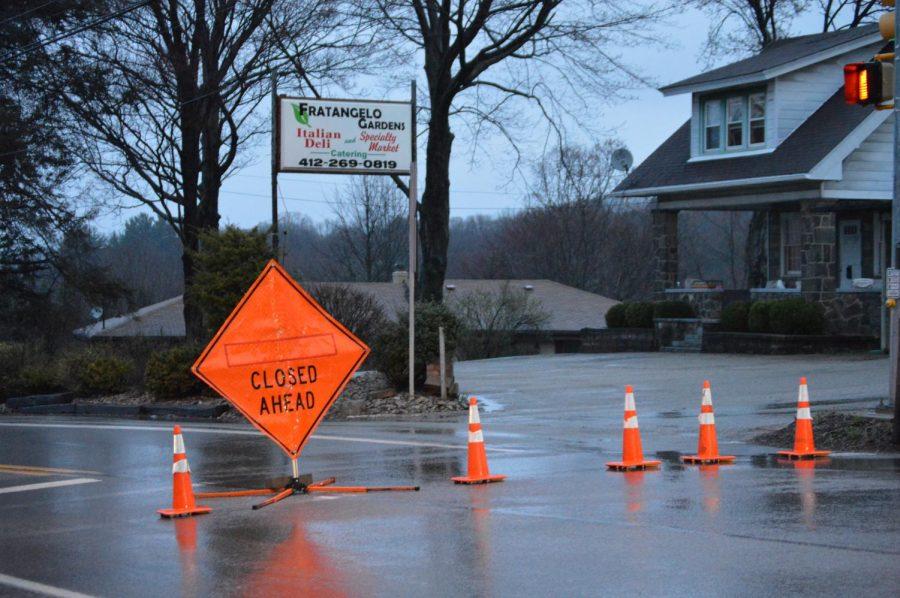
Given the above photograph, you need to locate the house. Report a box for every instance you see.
[74,273,619,354]
[612,24,891,339]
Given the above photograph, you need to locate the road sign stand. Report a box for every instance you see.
[191,260,420,510]
[196,470,419,510]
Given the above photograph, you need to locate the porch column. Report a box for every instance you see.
[799,201,837,299]
[652,209,678,294]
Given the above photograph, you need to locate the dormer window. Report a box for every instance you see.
[701,89,766,153]
[704,101,722,150]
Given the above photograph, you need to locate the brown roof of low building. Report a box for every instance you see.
[75,279,619,338]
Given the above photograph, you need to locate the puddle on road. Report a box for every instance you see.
[655,411,686,419]
[762,396,881,410]
[749,453,900,472]
[475,395,504,412]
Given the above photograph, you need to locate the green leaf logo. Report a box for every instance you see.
[292,104,310,126]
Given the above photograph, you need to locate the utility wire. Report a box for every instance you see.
[0,0,150,63]
[220,189,524,212]
[0,1,58,27]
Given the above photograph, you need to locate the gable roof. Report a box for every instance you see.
[74,279,620,338]
[612,89,881,197]
[661,24,882,96]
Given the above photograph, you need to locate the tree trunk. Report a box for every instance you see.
[181,229,204,343]
[419,107,453,302]
[180,105,205,343]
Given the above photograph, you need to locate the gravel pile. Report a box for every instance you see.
[753,411,897,453]
[325,370,468,419]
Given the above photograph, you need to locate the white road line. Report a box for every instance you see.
[0,421,525,453]
[0,573,97,598]
[0,478,100,495]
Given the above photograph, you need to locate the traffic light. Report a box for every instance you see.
[844,62,894,105]
[844,0,895,107]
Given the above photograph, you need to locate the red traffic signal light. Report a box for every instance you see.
[844,62,892,105]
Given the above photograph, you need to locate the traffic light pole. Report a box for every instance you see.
[893,42,900,444]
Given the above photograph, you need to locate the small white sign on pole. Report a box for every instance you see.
[278,97,412,175]
[887,267,900,299]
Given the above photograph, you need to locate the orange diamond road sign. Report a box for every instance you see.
[192,260,370,457]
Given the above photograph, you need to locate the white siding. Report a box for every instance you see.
[823,114,894,196]
[774,44,880,143]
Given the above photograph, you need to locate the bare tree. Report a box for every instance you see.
[329,177,407,282]
[442,142,655,300]
[692,0,805,58]
[817,0,885,31]
[359,0,662,303]
[39,0,358,341]
[498,142,645,296]
[449,282,549,358]
[694,0,883,61]
[679,211,750,288]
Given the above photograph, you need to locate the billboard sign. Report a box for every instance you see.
[278,96,412,175]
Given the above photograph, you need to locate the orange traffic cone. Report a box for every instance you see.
[452,397,506,484]
[682,381,735,464]
[606,386,661,471]
[778,377,830,460]
[158,426,211,518]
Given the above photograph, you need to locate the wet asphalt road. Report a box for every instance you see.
[0,352,898,597]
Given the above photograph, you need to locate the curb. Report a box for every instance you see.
[6,392,75,410]
[142,404,229,419]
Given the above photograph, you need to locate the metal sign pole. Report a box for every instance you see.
[892,41,900,443]
[271,71,280,260]
[408,80,417,400]
[439,326,447,401]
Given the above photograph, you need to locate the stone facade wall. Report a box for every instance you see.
[799,202,837,297]
[652,210,678,293]
[818,292,882,337]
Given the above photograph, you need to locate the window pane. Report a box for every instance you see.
[750,120,765,144]
[706,125,721,149]
[727,97,744,123]
[782,213,802,274]
[750,94,765,119]
[704,100,721,125]
[727,122,743,146]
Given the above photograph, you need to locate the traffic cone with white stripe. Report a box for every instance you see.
[158,426,211,518]
[606,386,661,471]
[778,377,830,460]
[452,397,506,484]
[682,381,735,464]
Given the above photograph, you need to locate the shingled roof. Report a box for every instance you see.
[612,89,873,196]
[660,24,881,95]
[75,279,619,338]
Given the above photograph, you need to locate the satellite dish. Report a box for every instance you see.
[90,306,104,321]
[611,148,633,174]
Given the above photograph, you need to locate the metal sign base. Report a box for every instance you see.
[196,461,419,510]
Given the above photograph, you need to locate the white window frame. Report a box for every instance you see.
[701,89,766,154]
[703,101,722,152]
[748,92,766,147]
[725,97,745,149]
[780,212,802,277]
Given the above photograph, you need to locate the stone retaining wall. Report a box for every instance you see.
[580,328,658,353]
[703,331,879,354]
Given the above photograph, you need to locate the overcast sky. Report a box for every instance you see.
[92,8,834,233]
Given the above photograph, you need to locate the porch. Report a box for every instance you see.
[652,199,888,339]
